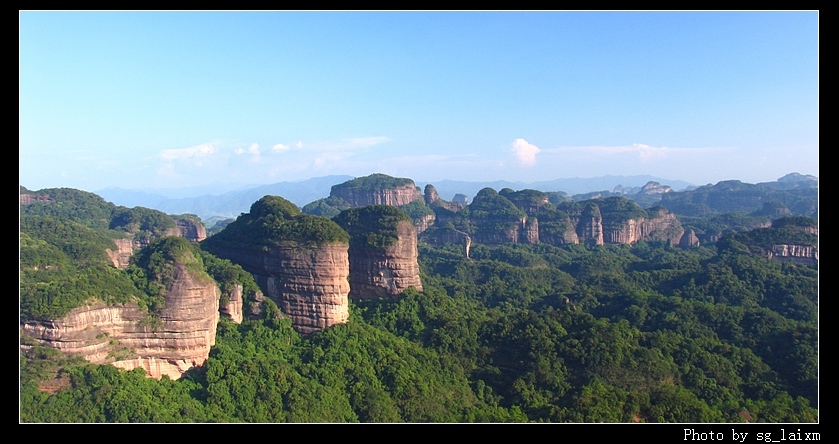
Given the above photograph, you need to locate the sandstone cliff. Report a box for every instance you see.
[202,195,351,334]
[219,284,245,324]
[334,206,424,299]
[174,217,207,243]
[21,262,220,380]
[210,244,350,334]
[768,244,818,265]
[331,174,424,207]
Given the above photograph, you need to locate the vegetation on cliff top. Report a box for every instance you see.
[203,195,349,252]
[331,173,416,195]
[126,237,214,313]
[333,205,411,250]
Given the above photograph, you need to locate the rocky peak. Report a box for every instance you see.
[202,195,351,334]
[639,181,672,195]
[331,174,424,207]
[335,206,423,299]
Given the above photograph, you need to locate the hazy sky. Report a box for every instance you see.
[20,11,818,192]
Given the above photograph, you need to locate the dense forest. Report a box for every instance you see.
[19,184,818,423]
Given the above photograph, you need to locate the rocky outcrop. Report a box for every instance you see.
[639,181,672,195]
[577,204,604,246]
[210,244,350,335]
[424,184,463,213]
[332,180,423,207]
[769,244,818,265]
[347,220,423,299]
[680,229,700,247]
[420,227,472,259]
[638,207,685,245]
[219,284,244,324]
[519,217,540,245]
[174,218,207,243]
[106,237,135,269]
[601,208,684,246]
[537,215,579,246]
[334,206,423,299]
[20,263,220,380]
[413,213,436,235]
[202,196,351,334]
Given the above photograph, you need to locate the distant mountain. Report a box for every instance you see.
[97,176,353,220]
[417,175,694,202]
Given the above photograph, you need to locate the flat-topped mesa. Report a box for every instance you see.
[201,195,351,334]
[468,188,528,246]
[173,216,207,243]
[331,173,424,207]
[334,206,423,299]
[21,239,220,380]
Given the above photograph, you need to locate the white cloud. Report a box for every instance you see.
[341,136,390,148]
[295,141,303,149]
[236,143,262,155]
[159,143,216,161]
[512,138,540,166]
[541,143,723,162]
[272,143,290,152]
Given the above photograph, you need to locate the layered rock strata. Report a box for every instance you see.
[219,284,244,324]
[210,244,350,335]
[174,218,207,243]
[20,263,220,380]
[769,244,818,265]
[333,183,423,207]
[347,220,423,299]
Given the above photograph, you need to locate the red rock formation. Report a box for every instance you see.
[105,237,135,269]
[577,204,604,246]
[679,229,700,247]
[520,217,540,245]
[413,213,436,235]
[174,218,207,243]
[20,263,220,380]
[769,244,818,264]
[219,284,244,324]
[333,183,423,207]
[211,244,350,335]
[348,220,423,299]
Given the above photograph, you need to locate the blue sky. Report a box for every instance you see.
[20,11,818,192]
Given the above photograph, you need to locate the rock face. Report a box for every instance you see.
[347,220,423,299]
[219,284,245,324]
[212,244,350,335]
[334,206,424,299]
[519,217,540,245]
[680,229,701,247]
[332,178,423,207]
[769,244,819,265]
[20,263,220,380]
[421,228,472,258]
[202,195,351,334]
[413,213,436,235]
[175,218,207,243]
[769,244,818,264]
[106,237,135,269]
[576,204,604,246]
[600,207,684,245]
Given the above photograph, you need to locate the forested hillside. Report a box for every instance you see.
[20,187,818,423]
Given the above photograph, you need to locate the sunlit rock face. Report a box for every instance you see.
[333,206,423,300]
[333,183,423,207]
[769,244,818,265]
[210,243,350,335]
[20,263,220,380]
[346,220,423,299]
